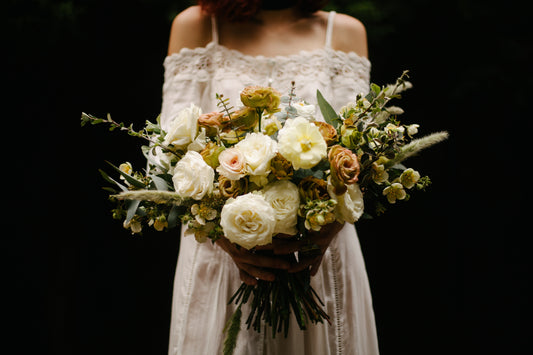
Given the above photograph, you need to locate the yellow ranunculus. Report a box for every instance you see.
[277,117,327,170]
[240,86,281,113]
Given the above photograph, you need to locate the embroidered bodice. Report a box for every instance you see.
[160,12,371,129]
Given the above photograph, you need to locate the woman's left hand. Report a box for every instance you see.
[270,222,345,276]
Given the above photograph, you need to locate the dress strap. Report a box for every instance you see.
[325,11,336,49]
[211,15,219,44]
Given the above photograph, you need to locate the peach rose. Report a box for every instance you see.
[216,147,247,180]
[328,145,360,195]
[198,111,226,137]
[313,121,338,146]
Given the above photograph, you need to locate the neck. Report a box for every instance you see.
[260,0,297,11]
[255,7,300,24]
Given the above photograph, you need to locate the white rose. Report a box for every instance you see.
[172,151,214,200]
[327,176,364,223]
[278,116,327,170]
[235,132,277,176]
[164,104,201,148]
[216,147,247,180]
[148,146,177,174]
[294,102,316,121]
[220,193,276,250]
[262,180,300,235]
[187,128,207,152]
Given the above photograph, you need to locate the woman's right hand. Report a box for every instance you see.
[216,237,291,286]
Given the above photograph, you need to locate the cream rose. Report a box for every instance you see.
[216,147,247,180]
[220,193,276,250]
[277,117,327,170]
[262,180,300,235]
[327,176,365,224]
[235,132,277,176]
[172,151,214,200]
[164,104,201,148]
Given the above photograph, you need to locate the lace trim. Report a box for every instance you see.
[163,42,371,87]
[329,245,345,355]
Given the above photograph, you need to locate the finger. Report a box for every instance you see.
[272,239,305,255]
[239,269,258,286]
[289,254,321,273]
[238,262,276,282]
[235,252,291,270]
[310,255,324,276]
[254,244,274,251]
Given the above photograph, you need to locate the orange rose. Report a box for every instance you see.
[225,107,260,131]
[270,153,294,180]
[198,111,227,137]
[240,85,281,113]
[328,145,360,195]
[298,176,330,201]
[218,175,248,199]
[313,121,338,146]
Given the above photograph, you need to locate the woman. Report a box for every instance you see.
[162,0,379,353]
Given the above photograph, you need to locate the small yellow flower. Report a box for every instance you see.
[400,168,421,189]
[153,216,168,232]
[118,162,133,185]
[383,183,406,204]
[191,203,218,225]
[371,162,389,185]
[119,162,133,175]
[123,218,142,234]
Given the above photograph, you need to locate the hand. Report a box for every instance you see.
[273,222,344,276]
[216,236,291,286]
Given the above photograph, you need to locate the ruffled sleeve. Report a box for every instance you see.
[160,45,217,130]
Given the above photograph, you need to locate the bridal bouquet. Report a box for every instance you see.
[81,71,447,354]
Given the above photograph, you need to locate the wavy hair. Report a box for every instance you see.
[197,0,329,22]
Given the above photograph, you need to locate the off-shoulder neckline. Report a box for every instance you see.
[164,41,370,65]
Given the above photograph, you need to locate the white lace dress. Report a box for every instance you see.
[162,12,379,355]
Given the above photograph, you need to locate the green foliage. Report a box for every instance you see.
[317,89,342,130]
[223,305,242,355]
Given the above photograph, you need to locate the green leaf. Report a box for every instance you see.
[371,83,381,96]
[99,169,128,192]
[125,199,141,224]
[316,90,342,129]
[150,174,170,191]
[167,205,182,229]
[105,161,146,189]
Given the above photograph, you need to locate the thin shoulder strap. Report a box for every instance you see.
[211,15,219,44]
[325,11,336,48]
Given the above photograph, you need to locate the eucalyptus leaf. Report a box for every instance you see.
[167,205,182,229]
[125,199,141,224]
[150,174,171,191]
[105,161,146,189]
[99,169,128,192]
[316,90,342,129]
[102,187,118,194]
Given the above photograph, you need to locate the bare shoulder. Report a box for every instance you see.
[330,12,368,58]
[167,6,212,55]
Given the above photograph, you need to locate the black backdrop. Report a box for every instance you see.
[5,0,531,354]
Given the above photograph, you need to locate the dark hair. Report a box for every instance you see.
[197,0,329,22]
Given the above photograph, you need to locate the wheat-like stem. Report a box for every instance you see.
[385,131,449,168]
[112,190,184,205]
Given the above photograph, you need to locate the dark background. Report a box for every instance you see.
[5,0,531,354]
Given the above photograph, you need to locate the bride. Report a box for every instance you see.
[161,0,379,353]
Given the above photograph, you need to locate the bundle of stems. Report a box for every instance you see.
[223,252,330,355]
